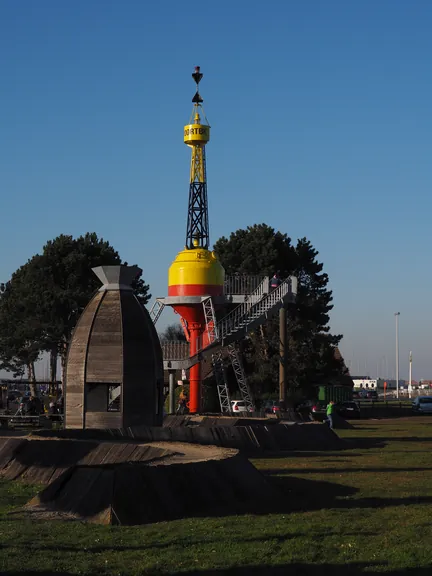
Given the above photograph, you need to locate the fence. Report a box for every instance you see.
[161,341,189,361]
[223,275,267,296]
[357,400,415,419]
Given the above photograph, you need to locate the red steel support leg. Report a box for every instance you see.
[188,326,201,414]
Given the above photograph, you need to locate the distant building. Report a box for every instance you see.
[378,379,406,390]
[352,376,378,390]
[419,380,432,389]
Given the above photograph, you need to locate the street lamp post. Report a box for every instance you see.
[395,312,400,399]
[408,351,413,399]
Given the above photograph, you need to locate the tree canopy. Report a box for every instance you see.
[214,224,346,403]
[0,223,345,406]
[214,223,296,277]
[0,257,45,385]
[160,323,187,342]
[0,232,150,391]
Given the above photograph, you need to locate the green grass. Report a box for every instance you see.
[1,418,432,575]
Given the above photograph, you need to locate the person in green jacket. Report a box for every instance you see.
[325,400,335,429]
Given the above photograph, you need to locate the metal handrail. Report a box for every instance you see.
[217,276,293,341]
[223,275,267,296]
[161,275,297,366]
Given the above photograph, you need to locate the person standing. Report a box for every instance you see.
[177,391,188,415]
[325,400,335,429]
[270,272,282,290]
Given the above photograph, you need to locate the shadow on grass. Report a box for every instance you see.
[264,466,432,474]
[0,572,74,576]
[369,436,432,443]
[266,474,432,512]
[341,437,387,449]
[0,531,380,554]
[251,437,387,459]
[2,566,432,575]
[6,462,427,525]
[167,563,432,575]
[251,451,352,459]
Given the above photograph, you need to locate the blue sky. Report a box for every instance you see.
[1,0,431,380]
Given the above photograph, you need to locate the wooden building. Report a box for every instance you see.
[65,266,164,429]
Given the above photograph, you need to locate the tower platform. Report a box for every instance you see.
[157,274,298,370]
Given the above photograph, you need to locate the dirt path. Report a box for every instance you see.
[143,441,237,464]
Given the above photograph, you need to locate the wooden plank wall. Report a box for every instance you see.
[121,292,163,428]
[66,289,163,430]
[85,412,122,429]
[65,292,104,429]
[86,291,123,384]
[148,305,165,426]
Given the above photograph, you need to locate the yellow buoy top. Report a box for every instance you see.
[168,247,224,292]
[184,123,210,145]
[184,110,210,146]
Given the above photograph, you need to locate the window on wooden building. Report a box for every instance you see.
[86,383,121,412]
[108,384,121,412]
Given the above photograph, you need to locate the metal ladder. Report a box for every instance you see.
[204,296,251,413]
[228,343,254,412]
[150,300,165,325]
[202,296,218,344]
[212,350,232,413]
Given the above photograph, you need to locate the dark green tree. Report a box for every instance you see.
[38,233,149,386]
[0,233,150,393]
[0,256,47,395]
[214,223,296,277]
[160,323,187,342]
[214,225,345,404]
[283,238,344,404]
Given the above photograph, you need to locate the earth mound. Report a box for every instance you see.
[35,420,343,452]
[0,437,274,525]
[0,437,175,484]
[28,449,271,525]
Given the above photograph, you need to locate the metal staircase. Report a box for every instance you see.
[176,276,296,368]
[202,296,218,344]
[204,281,267,413]
[211,344,254,413]
[212,350,232,413]
[153,275,297,414]
[150,276,297,414]
[223,274,267,298]
[228,343,254,412]
[242,276,269,308]
[215,276,294,347]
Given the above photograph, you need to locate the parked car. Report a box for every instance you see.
[231,400,253,413]
[295,400,313,419]
[412,396,432,414]
[311,402,325,414]
[335,401,361,419]
[366,390,378,400]
[311,400,360,420]
[264,400,283,414]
